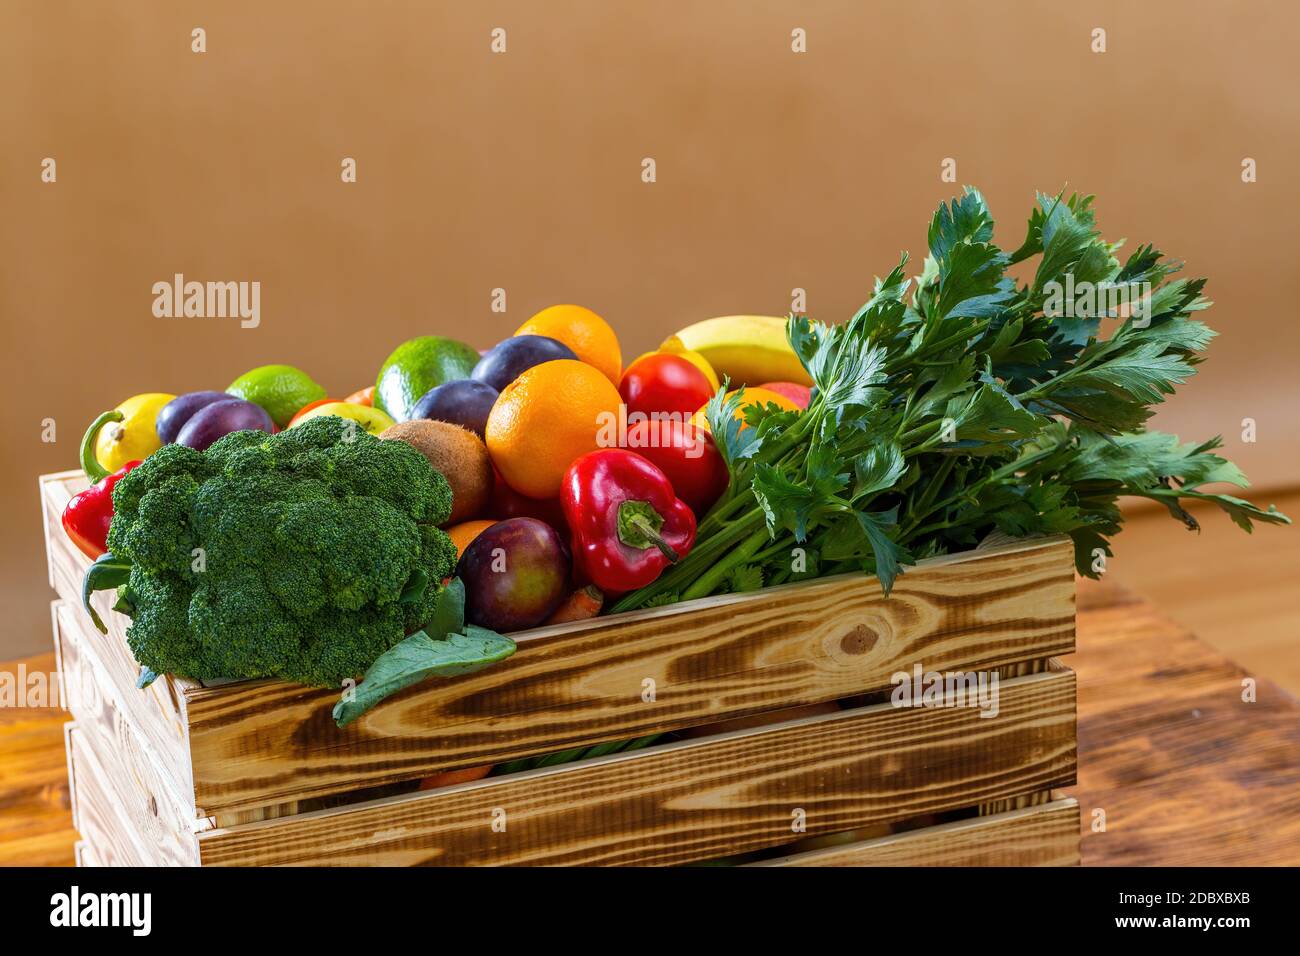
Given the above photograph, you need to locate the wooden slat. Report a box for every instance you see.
[65,725,152,867]
[54,603,201,864]
[196,666,1076,866]
[753,797,1080,866]
[185,534,1072,815]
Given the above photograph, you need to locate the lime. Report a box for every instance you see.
[227,365,327,428]
[374,336,480,422]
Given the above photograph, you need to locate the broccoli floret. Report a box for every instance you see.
[106,416,457,687]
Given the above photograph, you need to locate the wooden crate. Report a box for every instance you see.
[42,470,1080,866]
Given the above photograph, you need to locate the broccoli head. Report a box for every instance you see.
[105,416,458,686]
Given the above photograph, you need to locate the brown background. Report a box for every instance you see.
[3,1,1298,659]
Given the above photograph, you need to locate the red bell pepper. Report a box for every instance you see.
[61,410,142,560]
[561,449,696,593]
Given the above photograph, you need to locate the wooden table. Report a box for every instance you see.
[2,581,1298,867]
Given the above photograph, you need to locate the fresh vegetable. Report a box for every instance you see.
[457,517,570,631]
[332,578,515,727]
[84,416,476,692]
[374,336,480,422]
[290,400,395,436]
[670,316,812,387]
[472,335,578,391]
[614,188,1290,612]
[561,449,696,593]
[155,391,229,444]
[486,358,623,499]
[418,764,493,789]
[62,411,143,560]
[621,419,728,515]
[94,393,175,472]
[646,338,721,391]
[411,379,500,439]
[175,397,274,450]
[226,364,326,429]
[543,584,604,624]
[619,352,715,418]
[380,419,492,525]
[689,387,799,433]
[515,305,623,384]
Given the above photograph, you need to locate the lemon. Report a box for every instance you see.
[227,364,327,428]
[95,393,176,472]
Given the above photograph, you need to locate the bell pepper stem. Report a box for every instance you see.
[79,410,124,483]
[626,514,679,562]
[616,500,680,562]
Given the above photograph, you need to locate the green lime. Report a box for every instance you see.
[375,336,480,421]
[227,364,328,428]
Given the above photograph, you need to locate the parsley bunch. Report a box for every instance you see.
[612,188,1289,611]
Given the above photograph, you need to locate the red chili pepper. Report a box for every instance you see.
[560,449,696,593]
[61,410,142,560]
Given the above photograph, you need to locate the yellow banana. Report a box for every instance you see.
[667,316,812,387]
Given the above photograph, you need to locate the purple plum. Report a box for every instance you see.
[457,517,570,631]
[176,398,274,451]
[471,335,577,392]
[411,379,499,439]
[155,391,230,444]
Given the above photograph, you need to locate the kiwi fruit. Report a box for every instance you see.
[380,419,492,525]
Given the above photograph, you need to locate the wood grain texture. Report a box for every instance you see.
[1071,579,1300,866]
[54,604,201,864]
[0,654,76,867]
[753,797,1080,866]
[65,724,152,867]
[196,667,1076,866]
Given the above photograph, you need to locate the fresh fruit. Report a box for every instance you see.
[669,316,812,387]
[689,387,800,432]
[418,765,493,790]
[457,517,570,631]
[343,385,374,406]
[486,359,622,499]
[543,585,604,625]
[374,336,480,422]
[286,397,337,426]
[758,381,812,410]
[445,519,497,559]
[680,701,841,739]
[155,391,229,445]
[649,337,721,392]
[175,398,275,451]
[290,401,395,436]
[93,393,176,471]
[379,419,493,525]
[411,379,499,440]
[623,419,728,516]
[515,305,622,384]
[472,335,578,392]
[490,469,569,534]
[619,352,715,419]
[226,364,327,429]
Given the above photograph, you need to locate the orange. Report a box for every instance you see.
[690,387,800,433]
[486,359,623,499]
[516,305,622,385]
[446,519,497,559]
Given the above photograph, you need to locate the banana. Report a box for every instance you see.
[667,316,812,387]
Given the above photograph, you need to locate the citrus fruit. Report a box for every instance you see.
[94,392,176,472]
[445,519,497,559]
[289,401,395,436]
[374,336,479,422]
[486,359,622,499]
[689,387,800,433]
[515,305,622,385]
[227,365,327,429]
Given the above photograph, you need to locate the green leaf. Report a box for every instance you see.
[928,187,995,265]
[854,508,905,595]
[333,625,517,727]
[853,442,906,498]
[429,577,466,638]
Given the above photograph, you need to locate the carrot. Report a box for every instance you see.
[544,585,604,624]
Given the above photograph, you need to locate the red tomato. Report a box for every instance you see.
[619,353,714,418]
[622,419,728,516]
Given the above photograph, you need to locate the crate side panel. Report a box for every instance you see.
[66,725,152,867]
[752,797,1080,866]
[197,667,1076,866]
[185,536,1076,815]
